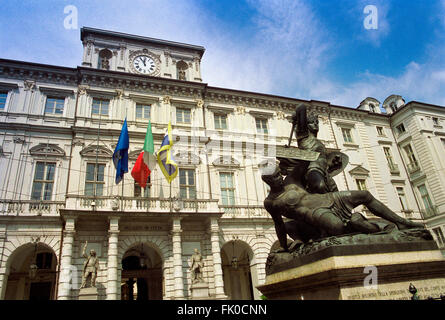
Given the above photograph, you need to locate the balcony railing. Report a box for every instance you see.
[407,161,421,174]
[420,206,439,219]
[0,200,65,215]
[65,195,221,213]
[219,205,270,218]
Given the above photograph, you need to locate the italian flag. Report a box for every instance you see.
[131,120,155,188]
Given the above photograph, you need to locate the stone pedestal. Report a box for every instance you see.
[78,287,98,300]
[190,282,209,300]
[258,230,445,300]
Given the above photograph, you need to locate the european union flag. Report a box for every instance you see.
[113,118,129,184]
[157,122,178,183]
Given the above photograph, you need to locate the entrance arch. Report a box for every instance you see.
[121,243,163,300]
[221,240,256,300]
[4,242,57,300]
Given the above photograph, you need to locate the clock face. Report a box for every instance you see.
[133,55,156,74]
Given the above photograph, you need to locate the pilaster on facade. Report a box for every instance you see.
[106,217,120,300]
[171,217,184,299]
[57,217,76,300]
[210,218,227,299]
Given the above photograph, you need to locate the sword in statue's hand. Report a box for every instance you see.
[287,111,298,148]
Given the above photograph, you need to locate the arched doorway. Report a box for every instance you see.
[4,242,57,300]
[221,240,256,300]
[121,243,163,300]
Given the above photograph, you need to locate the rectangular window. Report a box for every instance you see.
[433,117,439,126]
[44,97,65,115]
[341,128,353,143]
[92,98,109,116]
[403,144,418,169]
[355,179,367,191]
[214,114,227,130]
[176,107,191,124]
[136,104,151,119]
[383,147,393,163]
[0,91,7,110]
[396,187,408,211]
[432,227,445,246]
[85,163,105,196]
[255,118,268,134]
[396,123,406,135]
[179,169,196,199]
[31,162,55,200]
[134,176,151,197]
[376,126,384,136]
[418,184,435,216]
[220,172,235,205]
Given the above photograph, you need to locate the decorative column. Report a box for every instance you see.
[171,217,184,299]
[106,217,120,300]
[210,218,227,299]
[0,224,7,300]
[57,217,76,300]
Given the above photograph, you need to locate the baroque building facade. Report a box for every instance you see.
[0,27,444,300]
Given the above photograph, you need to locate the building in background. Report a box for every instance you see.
[0,27,444,300]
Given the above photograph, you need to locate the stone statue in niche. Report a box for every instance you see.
[189,248,204,284]
[80,241,100,288]
[261,104,427,254]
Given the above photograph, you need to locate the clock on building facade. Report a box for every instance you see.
[129,50,161,76]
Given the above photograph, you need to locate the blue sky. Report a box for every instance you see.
[1,0,444,108]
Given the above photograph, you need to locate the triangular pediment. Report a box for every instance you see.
[29,144,65,157]
[349,165,370,176]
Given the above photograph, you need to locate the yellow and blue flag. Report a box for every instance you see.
[157,122,178,183]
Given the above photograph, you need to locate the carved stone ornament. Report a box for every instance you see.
[29,143,65,157]
[78,85,89,95]
[234,106,246,115]
[196,99,204,108]
[115,89,124,99]
[163,96,171,104]
[23,80,36,91]
[73,138,85,147]
[13,137,26,144]
[212,155,240,167]
[80,145,113,158]
[275,111,286,120]
[173,197,183,211]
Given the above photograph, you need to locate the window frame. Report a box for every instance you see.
[91,98,110,117]
[85,162,106,196]
[179,168,196,199]
[31,161,56,201]
[135,103,151,120]
[341,127,354,143]
[44,96,66,115]
[0,91,8,110]
[255,117,268,134]
[214,113,228,130]
[176,107,191,124]
[219,172,236,205]
[355,178,367,191]
[134,176,151,198]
